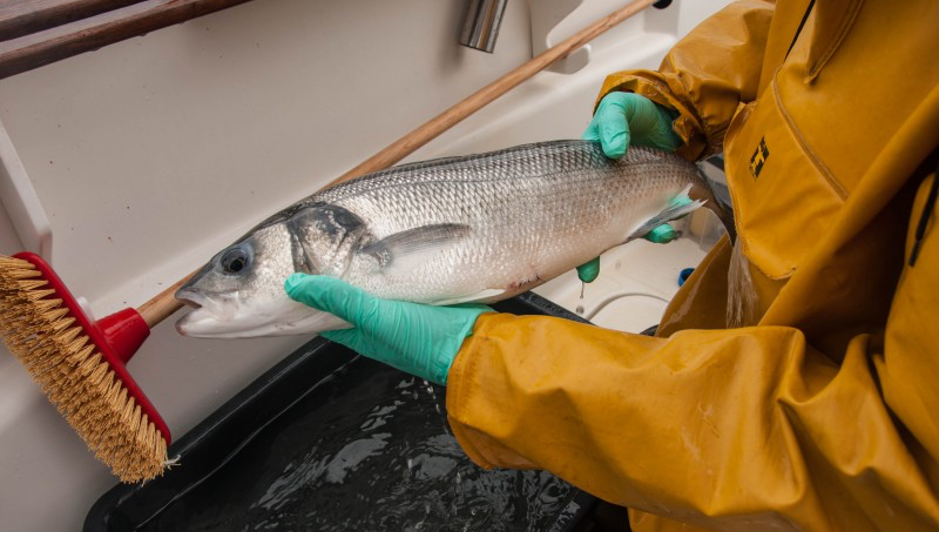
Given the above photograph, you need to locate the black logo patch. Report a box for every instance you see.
[749,137,769,178]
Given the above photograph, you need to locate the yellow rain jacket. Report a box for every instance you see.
[445,0,939,529]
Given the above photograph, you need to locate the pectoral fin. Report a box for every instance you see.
[362,223,472,274]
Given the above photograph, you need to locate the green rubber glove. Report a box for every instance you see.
[582,92,683,159]
[577,93,685,284]
[285,274,491,385]
[574,197,694,284]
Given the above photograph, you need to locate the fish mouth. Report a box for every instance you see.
[175,288,354,338]
[174,289,240,337]
[175,289,205,310]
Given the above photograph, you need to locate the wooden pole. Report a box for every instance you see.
[0,0,255,79]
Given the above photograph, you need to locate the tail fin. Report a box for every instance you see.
[692,167,737,243]
[707,198,737,243]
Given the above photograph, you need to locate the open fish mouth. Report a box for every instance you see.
[175,288,353,338]
[174,289,243,336]
[176,289,241,317]
[175,289,205,310]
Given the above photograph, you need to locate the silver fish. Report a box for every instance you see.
[175,140,726,338]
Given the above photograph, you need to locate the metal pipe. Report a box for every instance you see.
[459,0,509,53]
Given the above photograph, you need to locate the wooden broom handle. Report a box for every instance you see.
[138,273,196,327]
[137,0,657,328]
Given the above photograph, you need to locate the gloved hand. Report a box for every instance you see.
[575,224,680,283]
[582,92,682,158]
[285,274,492,385]
[577,93,685,284]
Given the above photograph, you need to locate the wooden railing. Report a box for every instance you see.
[0,0,257,79]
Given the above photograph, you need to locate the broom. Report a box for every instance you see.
[0,0,661,483]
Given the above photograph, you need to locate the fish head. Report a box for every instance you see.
[175,223,349,338]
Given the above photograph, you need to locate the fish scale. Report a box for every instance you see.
[175,140,720,338]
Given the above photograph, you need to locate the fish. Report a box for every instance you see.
[175,140,729,338]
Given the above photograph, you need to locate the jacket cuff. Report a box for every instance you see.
[446,313,540,470]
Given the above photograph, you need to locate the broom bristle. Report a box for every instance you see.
[0,255,167,482]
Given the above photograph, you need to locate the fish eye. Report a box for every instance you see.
[220,247,249,275]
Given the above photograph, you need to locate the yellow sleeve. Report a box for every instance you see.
[597,0,776,160]
[446,314,939,530]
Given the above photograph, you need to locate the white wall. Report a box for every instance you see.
[0,0,732,528]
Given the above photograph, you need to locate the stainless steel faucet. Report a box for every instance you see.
[459,0,509,53]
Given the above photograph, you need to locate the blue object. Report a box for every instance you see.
[678,268,695,286]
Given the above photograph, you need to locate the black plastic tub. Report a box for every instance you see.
[84,292,598,531]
